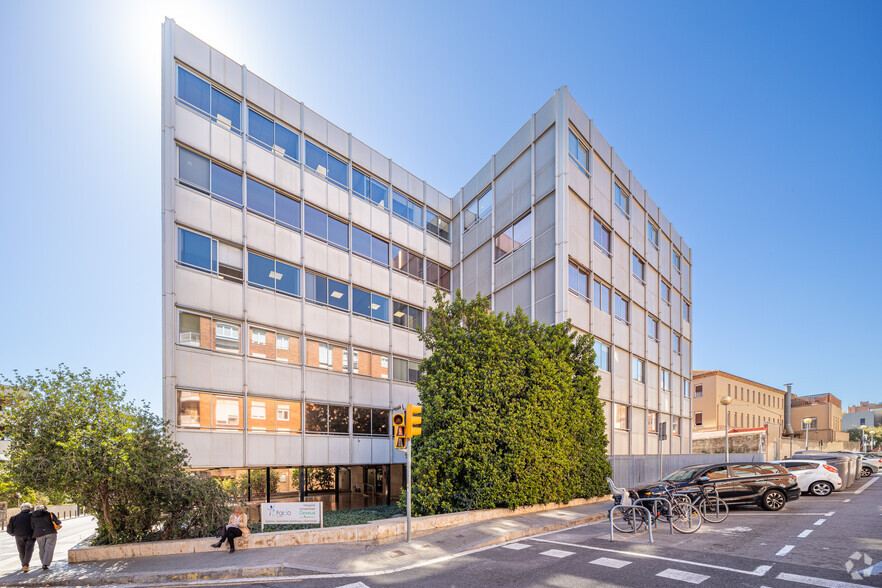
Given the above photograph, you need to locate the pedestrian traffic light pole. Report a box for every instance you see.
[393,404,421,543]
[406,436,412,543]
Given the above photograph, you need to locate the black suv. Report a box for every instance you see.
[634,462,801,511]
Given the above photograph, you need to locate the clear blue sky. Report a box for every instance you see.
[1,1,879,413]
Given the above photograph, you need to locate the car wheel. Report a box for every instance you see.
[861,466,873,478]
[809,481,833,496]
[761,489,786,511]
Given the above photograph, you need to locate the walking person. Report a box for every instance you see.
[30,505,62,570]
[211,505,249,553]
[6,502,36,572]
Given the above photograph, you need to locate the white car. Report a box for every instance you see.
[772,459,842,496]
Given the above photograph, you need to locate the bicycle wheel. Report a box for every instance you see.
[611,507,646,533]
[670,503,702,534]
[700,496,729,523]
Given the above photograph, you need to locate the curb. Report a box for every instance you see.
[0,511,608,587]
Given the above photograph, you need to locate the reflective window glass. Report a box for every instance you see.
[370,178,388,208]
[247,252,275,290]
[275,260,299,296]
[512,214,532,249]
[648,221,659,247]
[614,293,629,323]
[327,216,349,249]
[614,184,630,216]
[210,163,242,205]
[247,178,275,218]
[305,403,328,432]
[179,149,210,192]
[593,218,611,254]
[352,168,368,198]
[352,226,372,259]
[568,262,588,300]
[306,272,329,305]
[327,154,348,188]
[328,278,349,311]
[248,110,274,147]
[352,287,372,318]
[328,404,349,434]
[304,205,327,240]
[305,140,326,174]
[275,193,300,229]
[211,88,241,131]
[177,67,210,113]
[371,293,389,321]
[275,124,299,161]
[594,341,610,371]
[592,280,610,313]
[178,228,215,272]
[632,254,645,282]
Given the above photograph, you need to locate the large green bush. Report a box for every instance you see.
[0,366,231,544]
[406,291,611,516]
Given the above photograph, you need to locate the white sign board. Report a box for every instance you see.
[260,502,323,530]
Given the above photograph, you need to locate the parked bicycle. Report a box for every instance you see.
[674,480,729,523]
[608,478,702,534]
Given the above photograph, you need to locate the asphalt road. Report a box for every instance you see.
[201,475,882,588]
[0,515,96,573]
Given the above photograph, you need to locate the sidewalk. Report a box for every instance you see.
[0,501,611,586]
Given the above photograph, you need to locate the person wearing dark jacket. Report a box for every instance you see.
[30,505,62,570]
[6,502,35,572]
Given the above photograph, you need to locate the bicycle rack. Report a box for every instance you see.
[609,505,654,544]
[633,497,675,535]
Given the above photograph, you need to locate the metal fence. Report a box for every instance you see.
[610,453,765,489]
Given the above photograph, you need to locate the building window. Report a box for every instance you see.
[177,228,243,282]
[673,417,680,436]
[248,109,299,162]
[615,405,630,430]
[661,369,672,392]
[426,261,452,291]
[305,271,349,311]
[648,316,659,341]
[247,178,301,231]
[632,357,645,383]
[647,221,659,249]
[568,130,589,176]
[352,349,390,379]
[305,140,348,189]
[593,218,611,255]
[694,384,703,398]
[352,287,390,322]
[392,190,424,228]
[464,188,492,231]
[248,326,300,363]
[694,412,703,427]
[632,254,645,283]
[683,300,690,323]
[672,250,682,272]
[614,184,630,217]
[614,293,629,324]
[673,333,681,355]
[177,391,245,430]
[683,379,690,398]
[802,417,818,430]
[306,339,349,372]
[178,311,242,354]
[247,397,302,433]
[176,66,241,132]
[860,418,866,426]
[352,226,389,266]
[593,280,611,313]
[352,168,389,208]
[353,407,390,436]
[660,281,671,304]
[391,244,423,280]
[393,357,421,383]
[648,411,658,433]
[247,252,300,297]
[392,301,423,331]
[179,148,243,206]
[593,340,610,371]
[568,261,589,301]
[426,209,451,242]
[305,403,349,434]
[304,205,349,250]
[495,213,532,261]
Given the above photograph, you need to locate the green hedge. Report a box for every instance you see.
[405,291,611,516]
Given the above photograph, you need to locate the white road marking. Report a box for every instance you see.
[777,571,869,587]
[825,511,835,516]
[590,557,632,569]
[530,538,772,576]
[502,543,530,550]
[728,512,830,516]
[776,545,795,556]
[814,518,827,526]
[843,498,851,502]
[656,569,710,584]
[540,549,575,558]
[336,583,371,588]
[797,530,813,538]
[854,477,878,494]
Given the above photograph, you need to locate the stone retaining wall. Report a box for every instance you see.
[67,495,610,563]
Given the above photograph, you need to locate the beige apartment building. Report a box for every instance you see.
[791,393,849,444]
[691,370,785,431]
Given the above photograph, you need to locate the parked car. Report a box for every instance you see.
[772,459,842,496]
[633,462,801,511]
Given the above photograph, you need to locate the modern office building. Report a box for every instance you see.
[161,19,693,506]
[691,370,786,432]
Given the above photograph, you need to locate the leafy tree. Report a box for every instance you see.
[0,366,231,544]
[406,291,611,516]
[849,426,882,448]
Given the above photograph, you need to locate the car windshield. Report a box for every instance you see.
[662,466,704,483]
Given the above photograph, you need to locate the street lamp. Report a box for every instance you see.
[721,395,733,463]
[860,425,868,452]
[803,417,813,450]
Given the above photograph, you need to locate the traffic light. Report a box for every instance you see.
[406,404,422,438]
[393,412,407,451]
